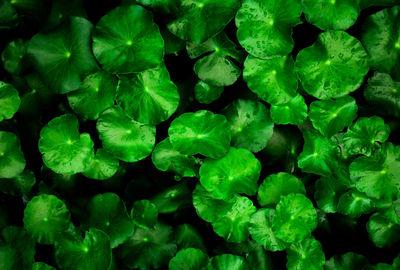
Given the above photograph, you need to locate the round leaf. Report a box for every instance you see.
[0,81,20,121]
[286,238,325,270]
[222,99,274,153]
[309,96,358,138]
[83,193,134,248]
[167,0,240,44]
[249,209,288,251]
[337,190,375,218]
[295,30,369,99]
[168,110,231,159]
[97,106,156,162]
[302,0,360,30]
[38,114,94,175]
[169,248,209,270]
[0,169,35,196]
[152,182,191,214]
[67,71,117,120]
[1,39,28,75]
[235,0,302,58]
[55,228,111,270]
[27,17,98,93]
[131,200,158,229]
[272,193,318,243]
[243,54,297,105]
[116,64,179,125]
[314,176,347,213]
[1,226,35,269]
[367,209,400,248]
[0,131,25,179]
[206,254,250,270]
[325,252,369,270]
[194,81,224,104]
[257,172,306,207]
[199,147,261,200]
[270,94,308,125]
[23,194,71,244]
[82,149,119,180]
[92,5,164,74]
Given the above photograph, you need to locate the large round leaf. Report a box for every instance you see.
[235,0,302,58]
[55,229,112,270]
[364,72,400,118]
[302,0,360,30]
[67,71,117,120]
[0,81,20,121]
[286,238,325,270]
[96,106,156,162]
[186,32,245,87]
[295,30,369,99]
[168,110,231,159]
[83,193,134,248]
[92,5,164,74]
[0,131,25,179]
[360,6,400,80]
[151,138,199,179]
[169,248,209,270]
[116,64,179,125]
[27,16,98,93]
[38,114,94,175]
[257,172,306,207]
[272,193,318,243]
[167,0,240,44]
[221,99,273,153]
[249,209,288,251]
[350,142,400,200]
[243,54,297,105]
[23,194,71,244]
[199,147,261,200]
[309,96,358,138]
[270,94,308,125]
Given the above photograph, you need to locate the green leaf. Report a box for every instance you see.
[298,129,339,176]
[235,0,302,58]
[23,194,71,244]
[367,208,400,248]
[0,246,21,270]
[272,193,318,243]
[243,54,297,105]
[92,5,164,74]
[192,184,236,223]
[67,71,117,120]
[286,238,325,270]
[1,226,35,270]
[257,172,306,207]
[151,138,199,179]
[161,27,185,55]
[55,228,112,270]
[0,131,25,178]
[0,0,18,29]
[187,32,245,87]
[167,0,240,44]
[350,142,400,199]
[117,223,177,270]
[337,190,375,218]
[1,39,28,75]
[309,96,358,138]
[174,224,206,251]
[168,110,231,159]
[295,30,369,99]
[131,200,158,229]
[212,195,256,243]
[116,64,179,125]
[343,116,391,157]
[199,147,261,200]
[136,0,179,13]
[0,169,35,196]
[222,99,274,153]
[302,0,360,30]
[194,81,224,104]
[82,149,119,180]
[364,72,400,118]
[32,262,57,270]
[314,176,347,213]
[249,209,288,251]
[169,248,209,270]
[360,6,400,80]
[325,252,369,270]
[270,93,308,125]
[83,193,134,248]
[0,81,20,121]
[206,254,250,270]
[38,114,94,175]
[28,16,97,93]
[152,182,191,214]
[97,106,156,163]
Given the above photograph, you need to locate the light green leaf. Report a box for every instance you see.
[270,94,308,125]
[206,254,250,270]
[0,81,20,121]
[131,200,158,229]
[194,81,224,104]
[337,190,375,218]
[169,248,209,270]
[286,238,325,270]
[367,208,400,248]
[0,131,25,179]
[82,149,119,180]
[314,176,347,213]
[152,182,191,214]
[325,252,369,270]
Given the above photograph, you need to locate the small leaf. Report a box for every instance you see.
[131,200,158,229]
[82,149,119,180]
[0,81,20,121]
[286,238,325,270]
[0,131,26,179]
[194,81,224,104]
[337,190,375,218]
[367,208,400,248]
[1,39,28,75]
[325,252,369,270]
[169,248,209,270]
[206,254,250,270]
[270,94,308,125]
